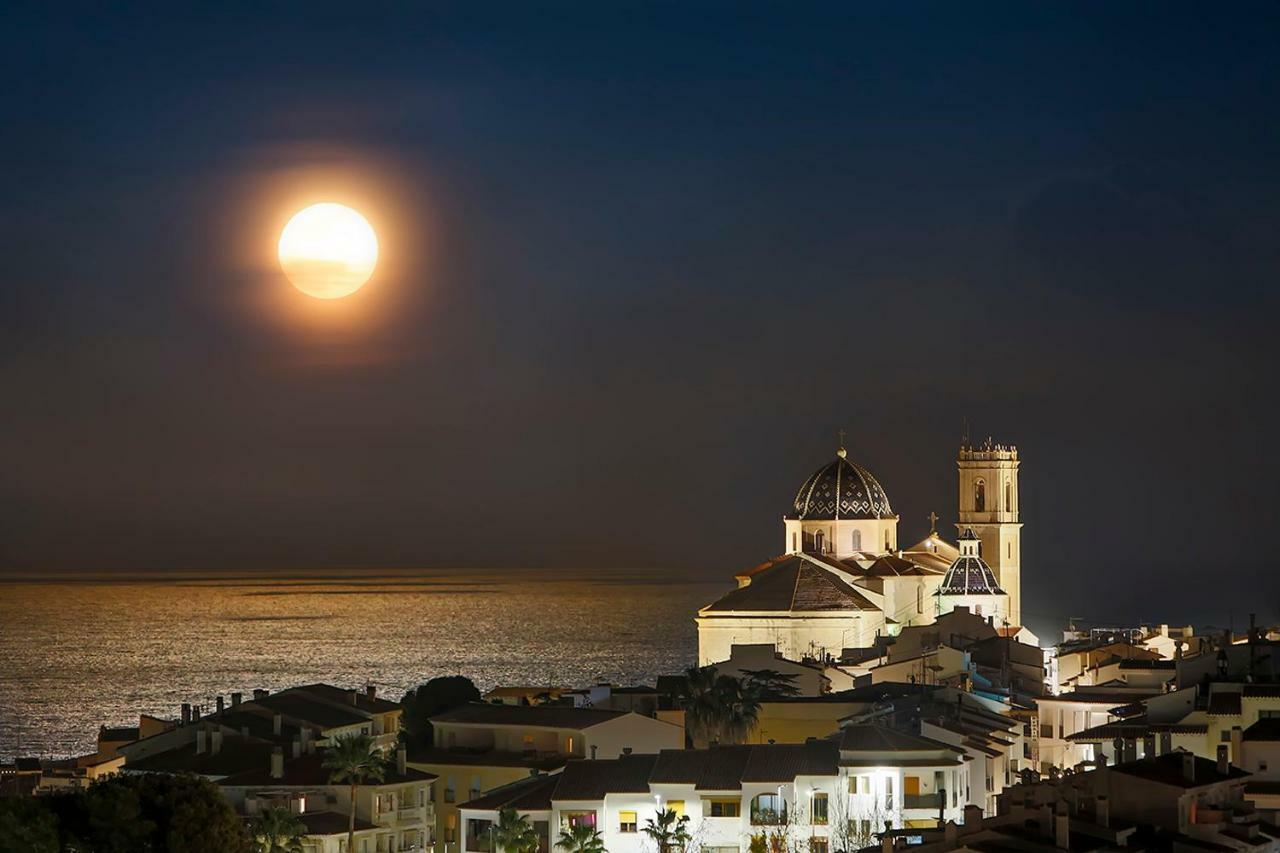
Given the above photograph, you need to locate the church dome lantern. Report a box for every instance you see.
[786,447,895,521]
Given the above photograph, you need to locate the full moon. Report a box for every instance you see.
[278,203,379,299]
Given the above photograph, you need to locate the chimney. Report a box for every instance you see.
[944,821,957,843]
[1217,744,1229,776]
[622,747,632,755]
[273,714,282,736]
[367,685,377,700]
[215,695,224,715]
[192,705,201,722]
[270,746,284,780]
[211,731,223,755]
[230,692,242,707]
[181,703,192,725]
[880,828,893,853]
[1182,752,1196,783]
[1095,795,1109,828]
[348,690,358,706]
[1054,801,1069,850]
[292,737,301,759]
[254,688,269,700]
[196,729,208,755]
[397,745,407,775]
[1231,726,1243,764]
[964,804,982,827]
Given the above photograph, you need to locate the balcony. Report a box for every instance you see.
[902,794,943,810]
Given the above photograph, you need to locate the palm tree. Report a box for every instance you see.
[493,806,541,853]
[679,665,723,747]
[714,673,762,744]
[322,732,386,853]
[249,806,305,853]
[557,821,606,853]
[641,807,691,853]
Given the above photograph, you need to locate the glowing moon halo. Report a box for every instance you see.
[278,203,378,299]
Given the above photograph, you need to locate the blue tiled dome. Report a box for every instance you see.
[787,451,894,521]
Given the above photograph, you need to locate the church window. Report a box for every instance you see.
[792,532,797,552]
[851,529,862,551]
[1007,542,1012,559]
[975,479,986,512]
[815,531,825,554]
[916,586,923,614]
[885,530,891,550]
[1005,480,1011,511]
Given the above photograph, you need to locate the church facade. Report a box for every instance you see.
[696,439,1023,666]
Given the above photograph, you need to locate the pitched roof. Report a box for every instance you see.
[649,746,753,790]
[1244,718,1280,742]
[838,724,962,755]
[863,555,944,578]
[740,741,839,781]
[460,773,561,810]
[553,754,659,800]
[124,735,276,777]
[1109,753,1249,788]
[703,557,878,613]
[430,703,629,729]
[289,683,403,715]
[1207,692,1243,716]
[297,811,378,835]
[218,751,435,787]
[247,693,370,729]
[649,742,838,790]
[99,727,140,742]
[1067,720,1209,742]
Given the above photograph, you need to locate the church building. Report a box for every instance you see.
[696,438,1023,666]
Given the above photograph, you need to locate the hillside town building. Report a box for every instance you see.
[697,439,1026,667]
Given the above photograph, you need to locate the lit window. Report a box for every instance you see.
[619,811,637,833]
[708,799,740,817]
[751,793,786,825]
[811,793,828,825]
[668,800,685,817]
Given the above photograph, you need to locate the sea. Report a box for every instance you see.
[0,569,728,760]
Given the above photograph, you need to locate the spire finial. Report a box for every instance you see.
[837,429,847,458]
[928,511,939,534]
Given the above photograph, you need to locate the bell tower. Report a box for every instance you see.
[956,438,1023,626]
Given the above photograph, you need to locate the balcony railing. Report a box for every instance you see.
[903,794,942,810]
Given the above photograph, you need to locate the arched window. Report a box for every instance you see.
[750,793,787,825]
[791,532,797,552]
[851,529,862,551]
[916,585,923,614]
[974,479,986,512]
[815,531,825,554]
[885,531,891,551]
[1004,480,1011,512]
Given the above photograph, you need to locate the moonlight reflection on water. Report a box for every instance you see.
[0,569,724,758]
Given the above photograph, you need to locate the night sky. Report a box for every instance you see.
[3,3,1279,638]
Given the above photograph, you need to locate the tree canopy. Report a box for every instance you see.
[399,675,482,749]
[0,772,251,853]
